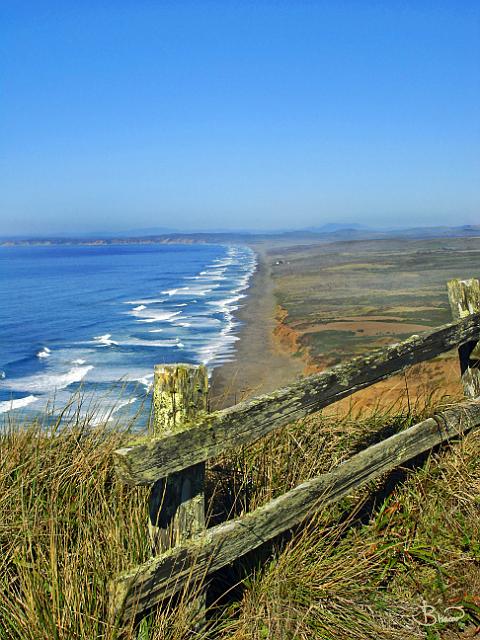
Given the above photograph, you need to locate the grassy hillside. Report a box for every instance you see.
[1,388,479,639]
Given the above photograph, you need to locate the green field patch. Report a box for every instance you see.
[324,262,395,272]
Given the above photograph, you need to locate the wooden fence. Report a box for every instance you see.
[109,278,480,625]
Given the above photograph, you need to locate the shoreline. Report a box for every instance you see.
[211,240,465,416]
[210,244,304,409]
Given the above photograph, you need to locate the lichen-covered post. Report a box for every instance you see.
[447,278,480,398]
[149,364,208,547]
[149,364,208,615]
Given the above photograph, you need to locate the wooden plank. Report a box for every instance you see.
[109,400,480,621]
[114,314,480,484]
[148,364,208,552]
[146,364,208,630]
[447,279,480,399]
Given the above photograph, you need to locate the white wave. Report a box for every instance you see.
[128,306,179,321]
[111,397,138,415]
[186,269,227,281]
[133,373,154,391]
[3,365,93,394]
[207,294,246,313]
[93,334,118,347]
[212,259,234,268]
[232,274,252,292]
[81,395,140,426]
[135,310,182,324]
[124,298,166,305]
[119,337,183,348]
[84,366,152,385]
[36,347,51,359]
[177,245,256,368]
[163,285,217,297]
[175,316,221,328]
[71,358,86,365]
[0,395,38,414]
[113,246,256,375]
[188,286,217,295]
[198,333,240,366]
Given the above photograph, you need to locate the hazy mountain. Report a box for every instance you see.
[2,224,479,247]
[304,223,369,233]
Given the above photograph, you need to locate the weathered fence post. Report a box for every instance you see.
[447,278,480,398]
[148,364,208,617]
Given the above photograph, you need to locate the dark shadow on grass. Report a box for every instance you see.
[202,430,459,626]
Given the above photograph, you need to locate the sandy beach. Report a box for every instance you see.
[210,244,304,409]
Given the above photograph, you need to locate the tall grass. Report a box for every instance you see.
[1,387,479,639]
[0,397,200,640]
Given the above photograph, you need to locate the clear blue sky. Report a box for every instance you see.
[1,1,479,235]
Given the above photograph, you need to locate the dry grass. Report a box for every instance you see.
[0,399,202,640]
[216,417,480,639]
[1,388,479,639]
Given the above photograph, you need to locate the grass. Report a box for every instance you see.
[218,422,480,639]
[1,387,479,639]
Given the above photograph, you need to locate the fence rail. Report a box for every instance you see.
[114,311,480,485]
[109,277,480,625]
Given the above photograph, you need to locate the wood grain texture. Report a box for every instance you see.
[447,279,480,399]
[148,365,208,552]
[115,314,480,485]
[109,400,480,621]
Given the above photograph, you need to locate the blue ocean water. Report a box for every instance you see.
[0,243,256,421]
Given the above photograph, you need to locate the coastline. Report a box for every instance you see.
[210,244,304,409]
[211,239,465,415]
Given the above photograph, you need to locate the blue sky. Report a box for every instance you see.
[1,1,479,235]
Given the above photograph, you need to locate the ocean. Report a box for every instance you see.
[0,243,256,423]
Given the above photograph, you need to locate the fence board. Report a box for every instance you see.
[114,314,480,485]
[447,278,480,398]
[109,400,480,621]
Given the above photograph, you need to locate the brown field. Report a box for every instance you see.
[299,319,431,336]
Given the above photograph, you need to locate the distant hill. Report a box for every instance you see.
[1,224,479,247]
[303,223,368,234]
[390,224,480,239]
